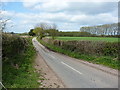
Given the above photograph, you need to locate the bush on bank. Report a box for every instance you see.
[43,38,119,57]
[2,33,28,58]
[2,33,40,88]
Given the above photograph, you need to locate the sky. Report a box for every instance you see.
[0,0,118,33]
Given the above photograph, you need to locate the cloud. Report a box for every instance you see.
[22,1,118,14]
[0,11,14,18]
[65,2,118,15]
[70,13,117,25]
[2,1,118,33]
[2,9,117,32]
[21,0,119,2]
[23,1,68,12]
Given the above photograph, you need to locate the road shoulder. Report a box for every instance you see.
[34,53,65,88]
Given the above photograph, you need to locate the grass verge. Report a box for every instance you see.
[2,38,41,88]
[37,38,119,70]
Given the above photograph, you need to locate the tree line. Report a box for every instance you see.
[29,23,119,38]
[80,23,119,36]
[29,23,96,39]
[29,23,58,39]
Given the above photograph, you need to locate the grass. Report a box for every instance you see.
[56,37,119,42]
[2,38,41,88]
[38,38,119,70]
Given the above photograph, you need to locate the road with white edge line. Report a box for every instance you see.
[32,37,118,88]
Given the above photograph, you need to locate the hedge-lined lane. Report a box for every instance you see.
[38,37,119,69]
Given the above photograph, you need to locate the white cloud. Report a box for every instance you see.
[70,13,117,25]
[0,11,14,18]
[2,1,118,33]
[23,1,68,12]
[2,10,118,32]
[22,1,118,16]
[2,0,119,2]
[71,15,88,22]
[23,2,38,8]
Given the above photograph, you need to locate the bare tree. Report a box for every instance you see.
[0,2,10,32]
[49,23,58,39]
[34,22,58,39]
[34,22,49,39]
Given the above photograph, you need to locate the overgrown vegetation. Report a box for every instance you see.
[2,34,40,88]
[2,34,28,58]
[38,37,120,69]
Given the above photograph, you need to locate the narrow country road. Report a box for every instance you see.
[32,37,118,88]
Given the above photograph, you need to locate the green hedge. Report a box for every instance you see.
[2,34,28,58]
[2,34,40,88]
[43,38,119,58]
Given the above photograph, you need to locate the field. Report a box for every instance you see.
[56,37,119,42]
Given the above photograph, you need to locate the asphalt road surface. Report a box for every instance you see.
[32,37,118,88]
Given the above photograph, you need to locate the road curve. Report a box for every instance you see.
[32,37,118,88]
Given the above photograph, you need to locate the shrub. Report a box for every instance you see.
[103,42,118,57]
[42,38,119,58]
[2,35,40,88]
[2,33,28,60]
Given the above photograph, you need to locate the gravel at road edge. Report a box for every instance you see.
[34,53,65,88]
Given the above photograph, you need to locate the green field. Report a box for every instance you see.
[56,37,119,42]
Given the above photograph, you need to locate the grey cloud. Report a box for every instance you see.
[64,2,118,15]
[23,2,118,15]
